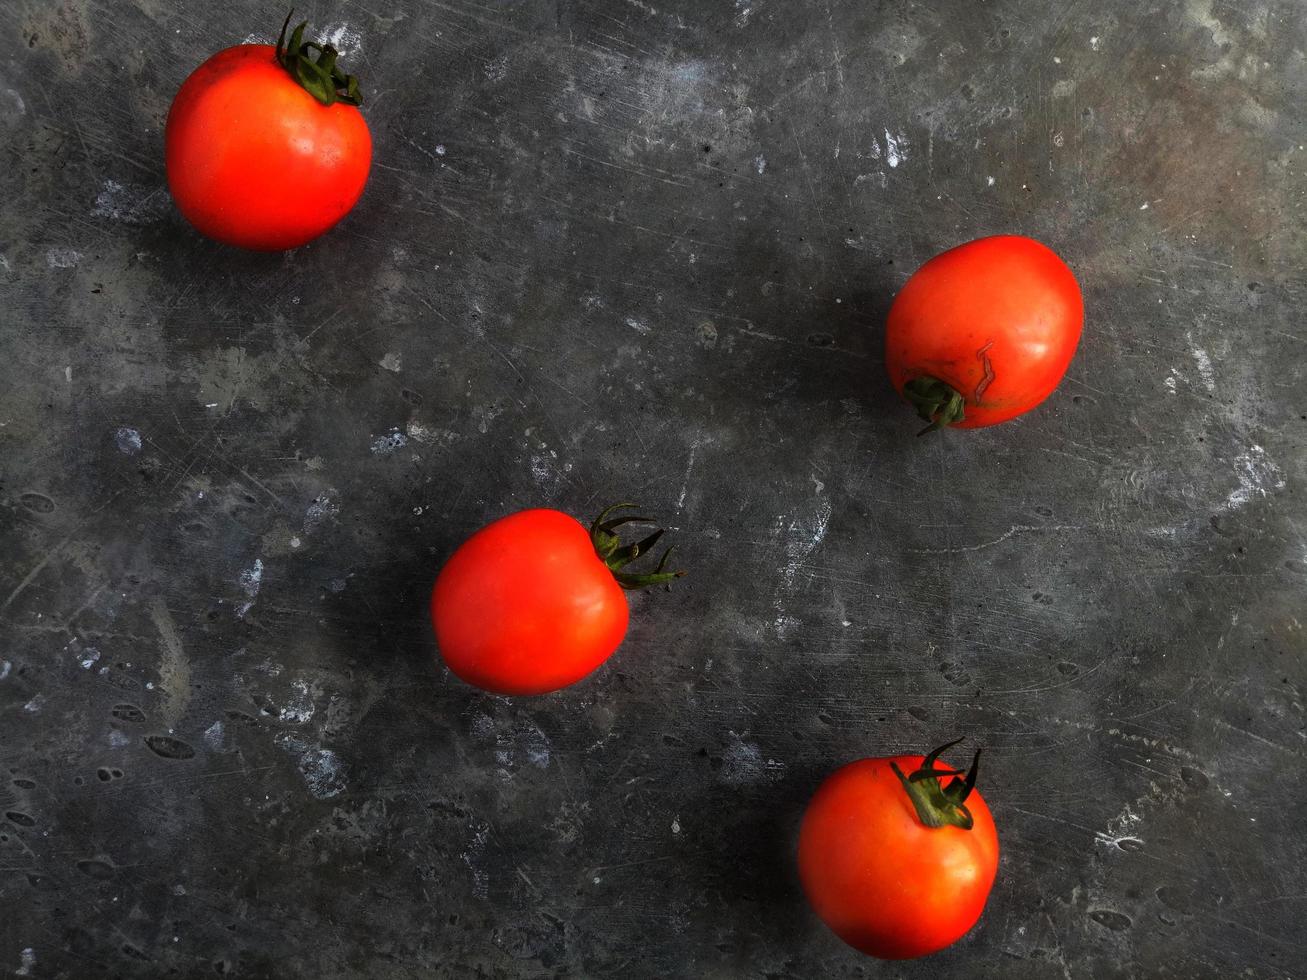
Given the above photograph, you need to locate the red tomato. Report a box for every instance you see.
[431,505,684,696]
[885,236,1083,431]
[798,739,999,959]
[165,18,372,251]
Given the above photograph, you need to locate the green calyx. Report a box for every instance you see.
[589,503,687,591]
[890,737,982,831]
[903,376,966,436]
[274,10,363,107]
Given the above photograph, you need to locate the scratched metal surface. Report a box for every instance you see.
[1,0,1305,977]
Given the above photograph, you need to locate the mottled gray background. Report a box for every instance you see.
[1,0,1305,977]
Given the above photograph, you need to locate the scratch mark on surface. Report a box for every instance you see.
[974,340,996,400]
[910,524,1084,555]
[676,438,703,510]
[1,535,76,616]
[148,597,191,727]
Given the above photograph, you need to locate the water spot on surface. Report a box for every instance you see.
[18,492,55,513]
[143,735,195,760]
[76,858,115,879]
[1089,909,1132,931]
[112,703,146,723]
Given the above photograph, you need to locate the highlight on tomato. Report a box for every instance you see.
[430,504,686,696]
[885,235,1083,433]
[798,738,999,960]
[165,13,373,251]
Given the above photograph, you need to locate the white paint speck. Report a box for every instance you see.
[1089,36,1101,51]
[884,129,906,167]
[370,430,408,454]
[115,427,142,455]
[484,54,509,82]
[1094,801,1143,851]
[64,366,72,383]
[277,734,347,799]
[529,454,555,486]
[304,490,340,531]
[46,247,82,269]
[204,720,226,750]
[278,679,316,724]
[23,695,44,714]
[624,316,651,334]
[1226,445,1284,512]
[435,144,447,156]
[778,492,832,585]
[671,815,681,834]
[91,179,169,224]
[378,351,402,372]
[462,823,491,897]
[289,536,301,549]
[754,154,766,175]
[1163,375,1178,395]
[987,175,996,186]
[1185,331,1216,392]
[321,22,363,57]
[297,747,346,798]
[0,660,10,681]
[16,948,35,977]
[406,420,456,446]
[720,735,786,786]
[237,558,263,619]
[80,648,101,670]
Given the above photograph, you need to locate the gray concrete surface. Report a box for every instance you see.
[1,0,1305,976]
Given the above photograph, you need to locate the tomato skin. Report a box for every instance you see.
[885,236,1083,427]
[431,510,630,696]
[798,755,999,959]
[165,45,372,251]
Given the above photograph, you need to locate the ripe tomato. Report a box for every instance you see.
[798,739,999,959]
[885,236,1083,431]
[431,505,684,696]
[165,17,372,251]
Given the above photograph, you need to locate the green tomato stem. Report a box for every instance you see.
[589,503,687,590]
[903,376,966,436]
[890,737,982,831]
[275,10,364,107]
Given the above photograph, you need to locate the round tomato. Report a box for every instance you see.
[798,739,999,959]
[165,17,372,251]
[885,236,1083,431]
[431,505,684,696]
